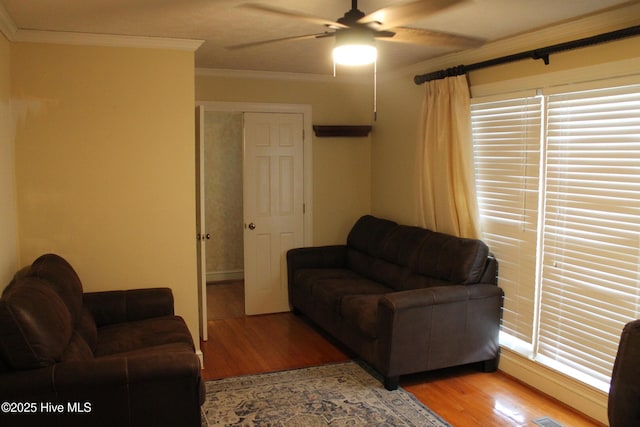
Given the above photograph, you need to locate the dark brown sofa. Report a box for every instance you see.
[0,254,204,427]
[287,215,503,390]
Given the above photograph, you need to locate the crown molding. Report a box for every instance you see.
[0,4,202,51]
[195,67,370,84]
[12,29,203,51]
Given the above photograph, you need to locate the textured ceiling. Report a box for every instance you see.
[1,0,637,74]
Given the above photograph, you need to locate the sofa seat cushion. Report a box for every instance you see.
[98,342,198,360]
[94,316,194,357]
[294,268,360,289]
[293,268,360,304]
[341,294,382,339]
[313,278,389,313]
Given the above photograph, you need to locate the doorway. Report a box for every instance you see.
[196,102,314,340]
[202,110,245,320]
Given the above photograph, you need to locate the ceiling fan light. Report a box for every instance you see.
[333,29,377,66]
[333,44,377,66]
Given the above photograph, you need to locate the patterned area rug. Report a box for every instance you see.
[201,361,450,426]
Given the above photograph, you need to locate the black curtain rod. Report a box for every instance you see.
[414,25,640,85]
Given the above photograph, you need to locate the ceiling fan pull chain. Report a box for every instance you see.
[373,59,377,122]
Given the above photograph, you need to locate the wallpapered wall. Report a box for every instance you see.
[204,111,244,280]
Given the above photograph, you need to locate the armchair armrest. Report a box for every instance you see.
[84,288,174,327]
[609,319,640,427]
[0,351,203,427]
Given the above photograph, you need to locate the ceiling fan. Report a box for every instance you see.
[228,0,484,65]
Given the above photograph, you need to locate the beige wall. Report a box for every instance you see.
[11,42,200,344]
[196,74,373,245]
[0,32,18,287]
[370,74,423,226]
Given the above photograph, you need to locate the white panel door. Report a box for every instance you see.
[243,112,304,315]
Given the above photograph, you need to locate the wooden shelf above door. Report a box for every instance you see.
[312,125,372,137]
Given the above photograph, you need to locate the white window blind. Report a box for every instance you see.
[471,97,541,349]
[471,82,640,392]
[538,85,640,390]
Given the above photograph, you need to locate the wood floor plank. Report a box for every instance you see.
[202,313,351,380]
[207,281,245,319]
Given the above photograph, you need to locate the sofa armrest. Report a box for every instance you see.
[377,284,503,376]
[84,287,174,327]
[0,351,203,427]
[380,283,502,311]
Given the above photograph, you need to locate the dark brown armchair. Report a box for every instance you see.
[608,319,640,427]
[0,254,204,427]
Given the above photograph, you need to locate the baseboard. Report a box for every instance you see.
[499,348,608,424]
[196,350,204,369]
[206,270,244,283]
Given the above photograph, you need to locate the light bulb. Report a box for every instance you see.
[333,44,377,66]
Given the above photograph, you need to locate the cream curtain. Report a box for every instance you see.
[415,74,480,238]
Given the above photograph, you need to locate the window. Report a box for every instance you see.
[472,96,541,352]
[472,83,640,392]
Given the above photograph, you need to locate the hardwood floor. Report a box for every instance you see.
[201,283,604,427]
[202,313,351,381]
[206,280,245,320]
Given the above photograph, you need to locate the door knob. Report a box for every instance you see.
[205,233,211,240]
[248,222,256,230]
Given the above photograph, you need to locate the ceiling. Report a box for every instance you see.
[0,0,637,75]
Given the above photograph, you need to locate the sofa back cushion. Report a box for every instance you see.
[410,231,489,285]
[28,254,84,324]
[345,215,490,289]
[380,225,433,266]
[347,215,397,256]
[368,225,433,290]
[347,216,402,288]
[0,277,74,369]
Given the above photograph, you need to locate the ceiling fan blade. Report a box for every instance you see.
[239,3,348,29]
[381,26,484,48]
[359,0,467,30]
[226,32,334,50]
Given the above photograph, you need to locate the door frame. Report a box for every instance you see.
[195,101,313,340]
